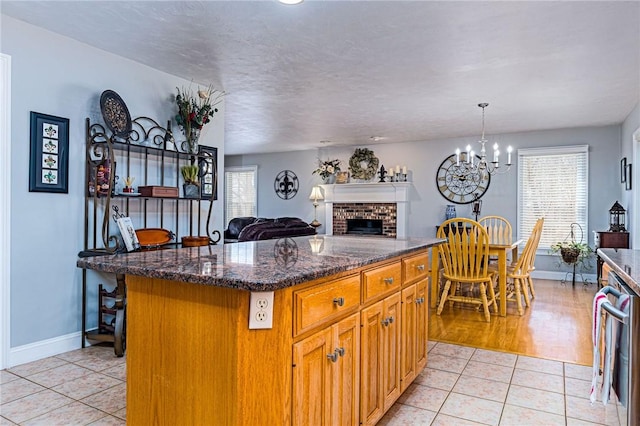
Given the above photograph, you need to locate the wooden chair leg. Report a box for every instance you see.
[437,280,452,315]
[487,278,498,313]
[521,277,531,307]
[479,282,491,322]
[527,276,536,299]
[514,279,524,315]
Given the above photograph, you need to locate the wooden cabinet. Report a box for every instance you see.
[124,250,431,424]
[400,278,428,392]
[293,313,360,426]
[596,231,629,283]
[360,292,401,425]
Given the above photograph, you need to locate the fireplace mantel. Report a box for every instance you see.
[320,182,411,238]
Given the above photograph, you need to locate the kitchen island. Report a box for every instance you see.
[597,248,640,294]
[77,235,443,425]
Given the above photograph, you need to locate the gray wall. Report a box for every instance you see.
[2,15,225,348]
[621,102,640,246]
[227,124,624,275]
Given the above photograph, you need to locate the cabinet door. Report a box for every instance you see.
[382,292,402,411]
[332,313,360,426]
[293,328,334,426]
[415,278,428,373]
[400,284,417,392]
[360,301,384,425]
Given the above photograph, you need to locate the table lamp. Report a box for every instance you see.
[309,186,324,228]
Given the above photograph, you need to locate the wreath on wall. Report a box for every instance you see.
[348,148,379,181]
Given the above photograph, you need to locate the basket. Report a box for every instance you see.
[560,247,580,264]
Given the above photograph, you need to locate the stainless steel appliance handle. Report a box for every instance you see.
[601,301,629,324]
[601,285,626,299]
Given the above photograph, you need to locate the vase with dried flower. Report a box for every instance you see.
[175,84,223,156]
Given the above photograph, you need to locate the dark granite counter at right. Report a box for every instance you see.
[597,248,640,296]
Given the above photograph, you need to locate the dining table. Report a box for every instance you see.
[430,239,523,317]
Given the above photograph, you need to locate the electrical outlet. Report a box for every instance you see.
[249,291,274,329]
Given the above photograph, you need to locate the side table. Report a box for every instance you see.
[595,231,629,284]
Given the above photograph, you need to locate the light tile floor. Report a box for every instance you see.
[0,342,622,425]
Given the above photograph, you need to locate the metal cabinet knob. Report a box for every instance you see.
[336,347,345,357]
[333,297,345,307]
[327,352,338,363]
[417,264,425,271]
[383,277,394,285]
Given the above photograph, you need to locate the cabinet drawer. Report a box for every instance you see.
[363,262,402,302]
[402,252,429,284]
[293,274,361,336]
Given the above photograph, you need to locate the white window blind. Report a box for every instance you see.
[518,145,589,249]
[224,166,257,226]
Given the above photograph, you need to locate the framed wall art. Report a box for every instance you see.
[29,112,69,193]
[626,163,633,191]
[198,145,218,200]
[621,157,627,183]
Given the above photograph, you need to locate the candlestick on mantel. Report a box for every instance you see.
[402,166,407,174]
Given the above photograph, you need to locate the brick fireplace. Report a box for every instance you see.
[320,182,410,239]
[333,203,397,237]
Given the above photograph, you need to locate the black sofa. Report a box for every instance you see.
[224,217,316,243]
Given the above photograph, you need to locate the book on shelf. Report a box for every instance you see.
[116,216,140,252]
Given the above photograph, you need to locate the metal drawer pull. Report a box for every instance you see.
[333,297,345,307]
[416,264,425,271]
[382,318,390,326]
[416,297,425,304]
[336,347,345,357]
[388,316,394,324]
[327,352,338,363]
[383,277,394,284]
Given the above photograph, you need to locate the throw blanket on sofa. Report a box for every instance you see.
[237,217,315,242]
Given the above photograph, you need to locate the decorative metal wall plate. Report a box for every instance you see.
[100,90,132,137]
[274,170,299,199]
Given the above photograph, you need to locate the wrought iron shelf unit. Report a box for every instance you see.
[79,115,220,356]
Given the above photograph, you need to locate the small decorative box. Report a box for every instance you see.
[138,186,179,198]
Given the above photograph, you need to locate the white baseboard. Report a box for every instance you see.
[531,269,597,284]
[7,331,83,369]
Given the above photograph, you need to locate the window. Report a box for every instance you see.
[224,166,257,226]
[518,145,588,249]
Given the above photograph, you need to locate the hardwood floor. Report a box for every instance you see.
[429,278,596,365]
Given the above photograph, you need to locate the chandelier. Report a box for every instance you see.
[455,103,512,176]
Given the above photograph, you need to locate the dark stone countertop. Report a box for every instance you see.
[597,248,640,296]
[77,235,444,292]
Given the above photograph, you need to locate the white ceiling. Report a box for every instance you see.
[2,1,639,155]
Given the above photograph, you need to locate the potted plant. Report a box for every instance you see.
[181,165,200,198]
[549,240,593,270]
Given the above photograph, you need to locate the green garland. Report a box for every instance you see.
[348,148,379,180]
